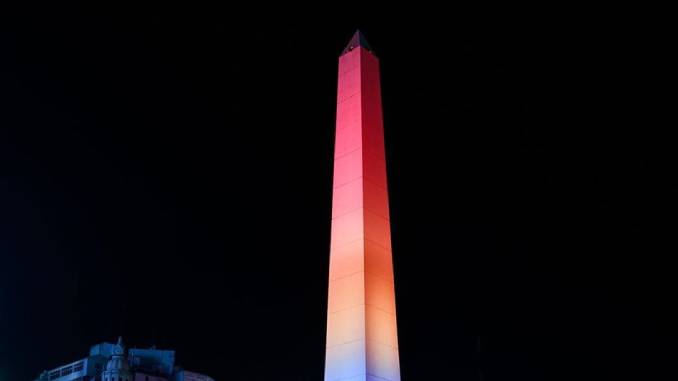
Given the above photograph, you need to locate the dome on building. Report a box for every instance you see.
[102,337,133,381]
[105,355,131,372]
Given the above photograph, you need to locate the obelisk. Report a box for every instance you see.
[324,31,401,381]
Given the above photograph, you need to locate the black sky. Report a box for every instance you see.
[0,4,671,381]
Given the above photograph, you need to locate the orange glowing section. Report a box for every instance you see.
[325,31,401,381]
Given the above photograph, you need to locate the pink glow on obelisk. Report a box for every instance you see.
[324,31,401,381]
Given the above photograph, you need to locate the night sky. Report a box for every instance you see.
[1,4,671,381]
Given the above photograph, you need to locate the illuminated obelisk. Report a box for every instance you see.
[324,31,401,381]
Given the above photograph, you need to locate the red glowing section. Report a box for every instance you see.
[325,32,401,381]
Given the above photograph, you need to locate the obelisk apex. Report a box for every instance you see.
[342,30,373,54]
[324,32,401,381]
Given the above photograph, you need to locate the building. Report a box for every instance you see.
[324,31,401,380]
[34,338,214,381]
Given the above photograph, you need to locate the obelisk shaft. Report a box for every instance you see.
[325,32,401,381]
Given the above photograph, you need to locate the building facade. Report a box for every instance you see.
[34,338,214,381]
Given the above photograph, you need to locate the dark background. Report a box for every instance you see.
[0,4,671,380]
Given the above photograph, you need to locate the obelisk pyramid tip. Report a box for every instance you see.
[342,30,373,54]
